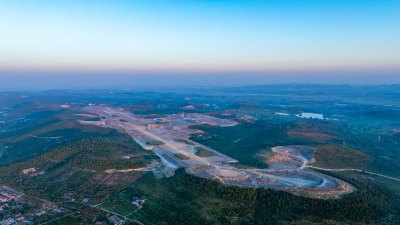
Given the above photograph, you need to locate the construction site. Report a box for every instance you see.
[82,105,355,198]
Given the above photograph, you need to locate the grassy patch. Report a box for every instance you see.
[194,147,217,157]
[311,144,370,170]
[146,140,165,146]
[174,153,190,160]
[231,163,254,169]
[175,139,195,145]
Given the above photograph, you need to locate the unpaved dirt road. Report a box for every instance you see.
[307,166,400,182]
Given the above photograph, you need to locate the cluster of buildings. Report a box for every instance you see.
[0,217,17,225]
[0,188,65,225]
[0,191,16,203]
[0,191,30,225]
[0,212,32,225]
[106,197,146,225]
[131,197,146,208]
[21,168,45,177]
[107,215,124,225]
[22,168,37,175]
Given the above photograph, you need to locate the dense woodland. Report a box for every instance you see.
[0,107,126,166]
[0,135,157,203]
[124,169,400,225]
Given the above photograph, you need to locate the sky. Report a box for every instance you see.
[0,0,400,89]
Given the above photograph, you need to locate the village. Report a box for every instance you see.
[0,187,67,225]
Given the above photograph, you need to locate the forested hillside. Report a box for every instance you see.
[0,135,158,203]
[106,169,400,225]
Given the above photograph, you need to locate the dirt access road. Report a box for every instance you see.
[307,166,400,182]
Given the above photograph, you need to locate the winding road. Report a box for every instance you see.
[307,166,400,182]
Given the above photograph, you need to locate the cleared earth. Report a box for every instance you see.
[82,105,355,198]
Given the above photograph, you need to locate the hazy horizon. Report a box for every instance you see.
[1,71,399,91]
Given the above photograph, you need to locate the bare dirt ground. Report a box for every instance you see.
[286,173,357,199]
[264,145,314,171]
[82,105,354,198]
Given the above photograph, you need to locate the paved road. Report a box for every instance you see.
[308,166,400,182]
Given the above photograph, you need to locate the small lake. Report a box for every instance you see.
[296,112,324,120]
[275,112,290,116]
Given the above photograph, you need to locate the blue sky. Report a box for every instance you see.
[0,0,399,87]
